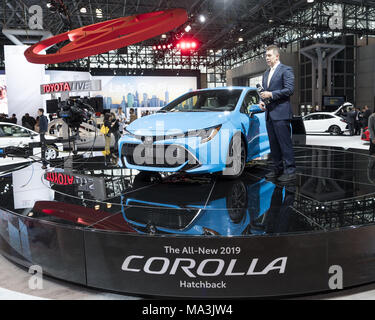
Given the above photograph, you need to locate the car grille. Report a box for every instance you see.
[121,143,200,170]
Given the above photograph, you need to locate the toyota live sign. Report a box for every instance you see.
[40,80,102,94]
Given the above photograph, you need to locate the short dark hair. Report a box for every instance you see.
[38,108,44,114]
[266,45,280,56]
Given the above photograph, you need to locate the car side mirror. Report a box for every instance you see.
[247,105,264,118]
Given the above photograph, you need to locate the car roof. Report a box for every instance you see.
[197,86,255,91]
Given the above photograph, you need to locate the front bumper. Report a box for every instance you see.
[119,135,229,174]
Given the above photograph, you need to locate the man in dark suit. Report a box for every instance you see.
[259,45,296,183]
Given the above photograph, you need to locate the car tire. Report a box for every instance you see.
[328,125,341,136]
[45,144,59,160]
[226,180,247,223]
[222,134,246,179]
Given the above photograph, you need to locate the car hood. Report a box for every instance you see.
[127,112,231,135]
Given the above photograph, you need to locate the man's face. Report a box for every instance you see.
[266,49,279,67]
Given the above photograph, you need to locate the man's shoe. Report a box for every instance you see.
[277,173,296,183]
[265,171,282,179]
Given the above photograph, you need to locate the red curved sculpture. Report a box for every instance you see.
[24,8,188,64]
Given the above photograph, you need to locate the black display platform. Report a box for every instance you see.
[1,145,375,298]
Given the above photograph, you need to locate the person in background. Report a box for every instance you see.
[37,108,49,169]
[344,107,356,136]
[34,116,40,133]
[116,107,127,134]
[368,110,375,156]
[362,105,372,130]
[129,108,137,124]
[354,107,361,135]
[110,112,120,155]
[10,114,17,124]
[103,112,112,162]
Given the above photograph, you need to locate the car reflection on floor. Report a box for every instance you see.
[121,172,298,236]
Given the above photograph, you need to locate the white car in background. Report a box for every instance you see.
[0,122,63,160]
[303,113,349,135]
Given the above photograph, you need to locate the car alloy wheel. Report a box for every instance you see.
[223,134,246,179]
[329,125,341,135]
[45,145,58,160]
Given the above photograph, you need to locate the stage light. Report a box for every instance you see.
[191,42,197,48]
[199,15,206,23]
[162,44,166,49]
[157,45,161,49]
[181,41,186,49]
[152,45,157,50]
[184,25,192,32]
[96,8,103,18]
[307,0,314,2]
[238,37,243,42]
[80,7,87,13]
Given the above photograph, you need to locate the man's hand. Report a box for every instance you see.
[260,91,272,99]
[259,101,266,111]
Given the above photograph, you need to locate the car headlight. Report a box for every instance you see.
[187,125,222,144]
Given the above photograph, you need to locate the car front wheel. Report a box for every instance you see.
[222,134,246,179]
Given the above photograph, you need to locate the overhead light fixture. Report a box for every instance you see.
[199,15,206,23]
[184,25,192,32]
[240,28,243,32]
[307,0,314,3]
[80,7,87,13]
[161,34,167,39]
[238,37,243,42]
[96,8,103,18]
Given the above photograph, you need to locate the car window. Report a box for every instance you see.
[241,90,259,113]
[0,125,31,137]
[305,114,321,120]
[323,115,334,119]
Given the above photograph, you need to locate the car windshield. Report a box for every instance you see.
[159,89,243,113]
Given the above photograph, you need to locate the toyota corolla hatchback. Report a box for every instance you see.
[119,87,270,178]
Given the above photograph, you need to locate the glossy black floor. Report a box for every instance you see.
[1,145,375,237]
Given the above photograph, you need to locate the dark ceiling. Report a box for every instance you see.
[2,0,375,52]
[0,0,317,51]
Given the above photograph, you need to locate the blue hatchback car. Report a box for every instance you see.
[119,87,270,178]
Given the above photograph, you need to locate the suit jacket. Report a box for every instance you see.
[262,63,294,121]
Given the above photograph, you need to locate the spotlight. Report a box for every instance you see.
[307,0,314,3]
[199,15,206,23]
[184,25,192,32]
[80,7,87,13]
[238,37,243,42]
[161,34,167,39]
[96,8,103,18]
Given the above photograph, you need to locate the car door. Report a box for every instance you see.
[240,90,269,160]
[303,115,316,133]
[306,114,323,132]
[0,124,34,148]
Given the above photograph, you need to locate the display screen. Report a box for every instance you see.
[91,75,198,110]
[323,96,346,108]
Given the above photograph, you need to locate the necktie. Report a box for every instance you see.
[267,66,275,88]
